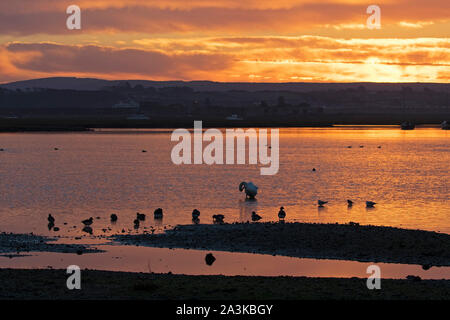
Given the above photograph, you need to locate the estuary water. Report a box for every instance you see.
[0,126,448,235]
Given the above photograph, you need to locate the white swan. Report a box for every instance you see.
[239,182,258,199]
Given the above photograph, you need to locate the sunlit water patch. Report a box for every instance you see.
[0,245,449,279]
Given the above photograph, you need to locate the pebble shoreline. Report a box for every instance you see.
[0,232,102,255]
[0,269,449,300]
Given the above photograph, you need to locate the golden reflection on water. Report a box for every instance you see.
[0,127,448,235]
[1,246,449,279]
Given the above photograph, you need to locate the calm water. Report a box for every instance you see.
[0,127,448,235]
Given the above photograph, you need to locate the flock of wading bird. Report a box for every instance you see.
[46,180,377,234]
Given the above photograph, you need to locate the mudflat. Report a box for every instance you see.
[0,268,449,300]
[111,222,450,266]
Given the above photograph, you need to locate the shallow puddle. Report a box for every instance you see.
[1,244,449,280]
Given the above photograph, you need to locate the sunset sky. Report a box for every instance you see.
[0,0,449,83]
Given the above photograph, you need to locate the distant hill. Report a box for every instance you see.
[1,77,449,92]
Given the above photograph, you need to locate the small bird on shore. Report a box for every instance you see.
[136,212,146,221]
[82,217,93,226]
[251,211,262,221]
[406,275,421,282]
[192,209,200,220]
[278,207,286,220]
[318,200,328,207]
[347,200,354,207]
[212,214,225,223]
[48,214,55,224]
[110,214,118,222]
[154,208,163,219]
[366,201,376,208]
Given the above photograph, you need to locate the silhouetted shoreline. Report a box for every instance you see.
[1,222,450,300]
[0,119,448,132]
[1,78,449,131]
[0,232,102,255]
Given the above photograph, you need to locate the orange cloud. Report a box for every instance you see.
[0,1,449,83]
[2,37,449,83]
[5,42,234,80]
[1,0,448,36]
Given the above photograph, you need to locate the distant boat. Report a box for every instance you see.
[401,121,415,130]
[226,114,243,121]
[1,114,19,119]
[127,114,149,120]
[441,121,450,130]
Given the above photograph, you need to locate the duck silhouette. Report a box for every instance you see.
[212,214,225,223]
[136,212,146,221]
[318,200,328,207]
[278,207,286,220]
[82,217,93,226]
[366,201,376,208]
[154,208,163,219]
[48,214,55,224]
[82,226,93,234]
[192,209,200,220]
[251,211,262,221]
